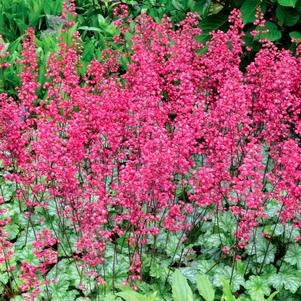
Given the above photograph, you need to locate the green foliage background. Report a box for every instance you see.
[0,0,300,95]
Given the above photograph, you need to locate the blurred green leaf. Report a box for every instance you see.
[276,5,300,26]
[245,275,271,301]
[254,22,282,41]
[180,267,198,284]
[172,269,194,301]
[4,223,19,240]
[296,0,301,12]
[240,0,261,24]
[47,14,65,30]
[265,291,278,301]
[268,269,300,293]
[79,26,102,32]
[289,31,301,41]
[213,266,245,292]
[0,271,9,285]
[193,0,212,18]
[117,290,157,301]
[277,0,297,7]
[284,244,301,269]
[197,9,228,44]
[221,278,237,301]
[196,274,215,301]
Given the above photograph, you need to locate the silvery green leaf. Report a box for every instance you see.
[245,275,271,300]
[213,266,245,292]
[47,15,65,30]
[40,29,57,39]
[284,244,301,269]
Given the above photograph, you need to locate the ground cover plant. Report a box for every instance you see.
[0,0,300,300]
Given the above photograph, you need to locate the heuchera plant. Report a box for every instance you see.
[0,1,300,299]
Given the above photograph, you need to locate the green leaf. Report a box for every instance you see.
[193,0,212,18]
[105,251,129,283]
[268,272,300,293]
[196,260,216,274]
[269,274,284,290]
[16,245,39,265]
[104,294,117,301]
[10,297,24,301]
[247,236,276,265]
[214,266,245,292]
[117,290,156,301]
[206,233,226,248]
[117,291,146,301]
[78,26,102,32]
[47,272,70,297]
[236,261,246,276]
[97,14,106,26]
[51,289,78,300]
[221,279,237,301]
[265,291,278,301]
[196,274,215,301]
[150,261,168,280]
[172,270,194,301]
[14,18,28,34]
[273,224,300,239]
[276,5,300,26]
[281,274,300,294]
[289,31,301,41]
[196,9,228,44]
[46,15,64,30]
[166,235,183,262]
[270,290,294,301]
[277,0,297,7]
[284,244,301,269]
[171,0,185,11]
[219,211,236,234]
[254,22,282,42]
[265,200,281,219]
[146,292,157,301]
[240,0,261,24]
[0,271,9,284]
[245,275,271,301]
[4,223,19,240]
[296,0,301,12]
[0,181,15,202]
[262,265,277,280]
[180,267,198,284]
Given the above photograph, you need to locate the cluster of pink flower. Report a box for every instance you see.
[20,229,58,300]
[0,197,15,272]
[0,1,300,297]
[61,0,77,29]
